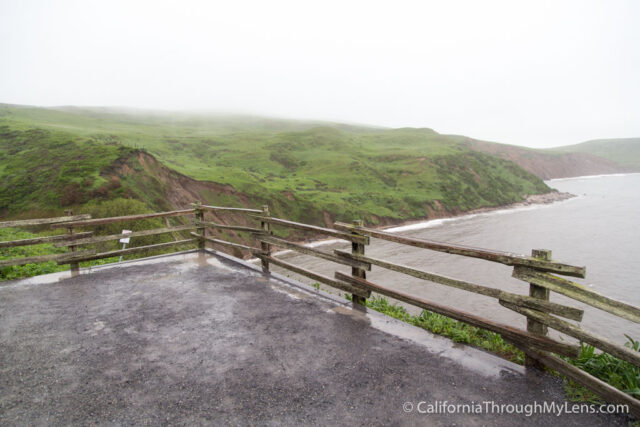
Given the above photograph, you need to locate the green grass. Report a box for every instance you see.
[356,295,640,404]
[0,123,132,213]
[0,228,70,280]
[0,198,196,282]
[563,337,640,403]
[0,104,550,225]
[550,138,640,169]
[354,295,525,364]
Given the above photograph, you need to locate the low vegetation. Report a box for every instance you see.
[355,294,640,403]
[0,199,193,281]
[563,338,640,403]
[553,138,640,169]
[0,104,550,226]
[2,104,638,408]
[0,228,69,280]
[349,294,525,363]
[0,124,131,214]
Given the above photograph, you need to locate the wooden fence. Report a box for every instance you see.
[1,203,639,416]
[0,208,199,273]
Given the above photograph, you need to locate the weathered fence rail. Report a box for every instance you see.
[2,204,639,416]
[330,220,640,416]
[193,204,263,214]
[256,234,372,270]
[61,239,197,264]
[333,270,579,356]
[190,232,257,252]
[53,225,196,248]
[0,231,93,249]
[333,222,587,278]
[0,214,91,228]
[0,209,200,270]
[0,250,96,267]
[255,254,371,299]
[0,213,95,267]
[252,215,369,245]
[333,249,584,321]
[513,266,640,323]
[49,209,196,228]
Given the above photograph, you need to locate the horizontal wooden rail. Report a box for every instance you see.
[0,232,93,249]
[55,226,196,247]
[196,221,262,233]
[50,209,196,229]
[191,232,258,252]
[334,271,580,358]
[256,235,372,271]
[334,222,586,278]
[519,347,640,418]
[255,254,371,299]
[252,216,369,245]
[513,267,640,324]
[191,203,262,214]
[335,250,583,321]
[0,250,96,267]
[0,214,91,228]
[58,239,197,264]
[501,301,640,367]
[4,203,638,410]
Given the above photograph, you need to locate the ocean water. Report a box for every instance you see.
[274,173,640,345]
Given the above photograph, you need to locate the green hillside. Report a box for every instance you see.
[551,138,640,169]
[0,104,550,225]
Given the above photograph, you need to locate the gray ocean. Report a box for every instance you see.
[273,173,640,345]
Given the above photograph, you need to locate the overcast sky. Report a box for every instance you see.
[0,0,638,148]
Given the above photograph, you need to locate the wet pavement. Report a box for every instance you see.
[0,250,632,425]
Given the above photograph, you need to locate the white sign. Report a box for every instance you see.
[119,229,132,244]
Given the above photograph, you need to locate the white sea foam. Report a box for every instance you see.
[248,237,344,264]
[307,238,343,248]
[384,217,455,233]
[547,172,640,183]
[250,185,586,258]
[383,196,580,233]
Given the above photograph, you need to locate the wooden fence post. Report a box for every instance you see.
[194,201,205,250]
[525,249,552,369]
[64,209,80,274]
[351,219,367,309]
[260,205,271,273]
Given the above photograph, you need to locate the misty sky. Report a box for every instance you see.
[1,0,638,148]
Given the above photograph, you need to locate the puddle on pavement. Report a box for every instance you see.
[369,311,522,378]
[202,256,234,272]
[0,270,76,289]
[1,252,248,292]
[269,282,310,300]
[327,303,522,379]
[329,305,371,324]
[1,249,524,380]
[1,252,194,288]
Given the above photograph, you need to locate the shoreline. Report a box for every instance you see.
[389,170,640,232]
[378,170,640,234]
[382,191,575,234]
[546,172,640,182]
[263,190,577,257]
[256,172,640,260]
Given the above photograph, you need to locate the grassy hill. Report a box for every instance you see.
[0,104,551,228]
[466,139,629,180]
[550,138,640,170]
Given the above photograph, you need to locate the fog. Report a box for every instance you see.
[1,0,638,148]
